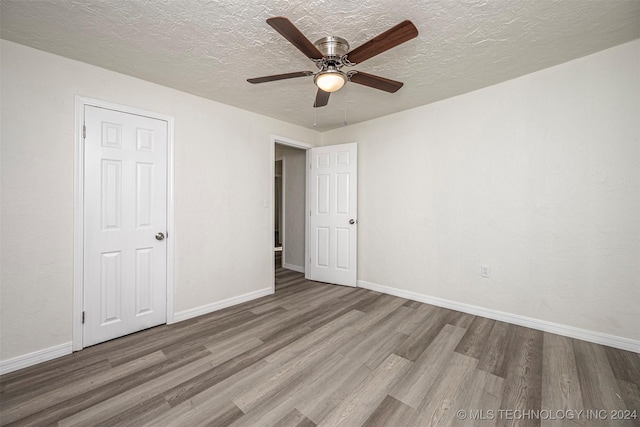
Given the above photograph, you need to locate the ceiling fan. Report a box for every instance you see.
[247,17,419,108]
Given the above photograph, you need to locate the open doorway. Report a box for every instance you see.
[270,136,358,290]
[274,143,307,273]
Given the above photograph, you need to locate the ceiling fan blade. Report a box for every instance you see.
[349,71,404,93]
[346,20,418,64]
[267,16,324,60]
[247,71,314,84]
[314,89,330,108]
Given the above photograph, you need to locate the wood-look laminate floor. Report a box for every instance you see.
[1,258,639,426]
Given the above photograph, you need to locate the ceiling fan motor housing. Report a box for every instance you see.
[314,36,350,60]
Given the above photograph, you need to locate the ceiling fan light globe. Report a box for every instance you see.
[315,71,346,93]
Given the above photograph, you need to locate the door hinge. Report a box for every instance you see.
[83,124,86,140]
[82,311,85,324]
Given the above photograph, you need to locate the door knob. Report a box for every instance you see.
[349,219,357,225]
[155,232,165,241]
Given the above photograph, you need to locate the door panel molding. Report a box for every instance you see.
[73,96,175,351]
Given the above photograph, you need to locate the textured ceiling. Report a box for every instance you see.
[2,0,640,131]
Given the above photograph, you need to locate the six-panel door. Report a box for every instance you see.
[308,143,358,286]
[83,106,168,347]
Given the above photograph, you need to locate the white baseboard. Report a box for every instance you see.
[357,280,640,353]
[283,263,304,273]
[0,342,73,375]
[171,287,273,324]
[1,288,273,375]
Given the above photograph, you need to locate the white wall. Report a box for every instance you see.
[274,144,306,270]
[322,40,640,343]
[0,40,319,362]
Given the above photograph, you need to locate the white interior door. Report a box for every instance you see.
[307,143,358,286]
[83,105,168,347]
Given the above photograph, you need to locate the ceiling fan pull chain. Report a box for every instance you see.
[344,85,348,126]
[313,91,318,128]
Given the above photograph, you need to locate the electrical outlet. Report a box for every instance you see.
[481,265,490,278]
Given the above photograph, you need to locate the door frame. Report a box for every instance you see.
[274,157,284,252]
[73,96,175,351]
[270,135,312,292]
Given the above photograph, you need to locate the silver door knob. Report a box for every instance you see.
[155,232,165,241]
[349,219,356,225]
